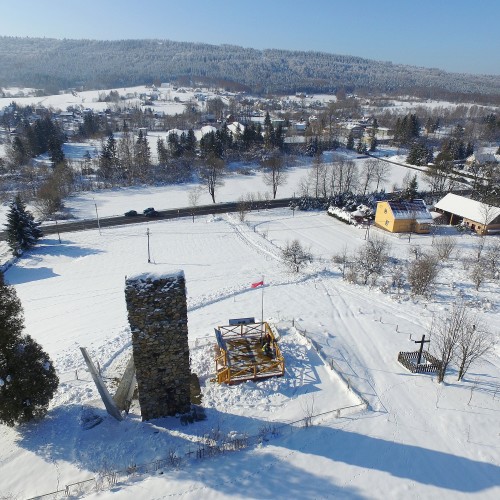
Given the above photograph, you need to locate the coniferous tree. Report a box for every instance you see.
[134,130,151,180]
[346,131,354,150]
[263,112,275,150]
[157,137,169,165]
[356,140,367,154]
[98,133,118,180]
[5,194,43,257]
[407,141,433,166]
[48,135,65,165]
[394,113,420,145]
[185,129,197,154]
[6,136,28,170]
[404,174,419,201]
[167,132,183,158]
[0,271,59,426]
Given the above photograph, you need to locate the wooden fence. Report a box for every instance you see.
[398,350,442,374]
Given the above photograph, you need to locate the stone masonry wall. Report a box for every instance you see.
[125,271,191,420]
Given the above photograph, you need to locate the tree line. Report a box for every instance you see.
[1,36,499,98]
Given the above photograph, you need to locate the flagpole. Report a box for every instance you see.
[261,275,264,332]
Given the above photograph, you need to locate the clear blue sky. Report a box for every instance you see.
[2,0,500,76]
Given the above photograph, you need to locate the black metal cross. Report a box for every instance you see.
[414,334,430,365]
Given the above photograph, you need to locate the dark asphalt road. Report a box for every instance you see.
[0,198,296,239]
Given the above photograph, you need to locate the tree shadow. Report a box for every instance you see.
[5,239,104,285]
[5,266,59,284]
[282,426,500,493]
[35,238,105,259]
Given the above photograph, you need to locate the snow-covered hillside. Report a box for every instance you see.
[1,202,499,499]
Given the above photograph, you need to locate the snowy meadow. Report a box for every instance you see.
[0,191,499,498]
[0,86,499,499]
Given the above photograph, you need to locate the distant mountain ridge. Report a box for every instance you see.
[0,36,499,97]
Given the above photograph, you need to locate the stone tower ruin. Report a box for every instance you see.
[125,270,191,420]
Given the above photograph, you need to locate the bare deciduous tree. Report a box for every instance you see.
[198,154,225,203]
[33,162,74,218]
[308,154,328,199]
[432,301,468,383]
[475,235,487,260]
[282,239,313,273]
[456,318,495,381]
[433,236,456,260]
[373,159,391,191]
[332,244,350,279]
[484,240,500,280]
[468,259,486,290]
[408,254,439,296]
[237,195,251,222]
[356,236,391,285]
[188,185,203,209]
[360,159,378,195]
[261,152,287,200]
[391,265,406,295]
[328,158,358,195]
[408,244,422,260]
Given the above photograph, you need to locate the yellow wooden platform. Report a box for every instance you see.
[214,322,285,384]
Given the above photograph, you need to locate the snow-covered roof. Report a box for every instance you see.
[200,125,217,136]
[126,270,184,282]
[434,193,500,224]
[466,152,498,164]
[227,122,245,135]
[166,128,187,137]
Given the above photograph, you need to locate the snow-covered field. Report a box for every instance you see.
[0,149,425,227]
[0,85,195,115]
[1,87,499,499]
[1,194,499,498]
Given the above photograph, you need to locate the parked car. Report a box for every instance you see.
[124,210,138,217]
[143,207,155,215]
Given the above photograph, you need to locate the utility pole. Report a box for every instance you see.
[94,198,101,235]
[147,228,151,263]
[55,216,61,243]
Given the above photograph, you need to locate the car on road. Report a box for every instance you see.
[124,210,138,217]
[143,207,159,217]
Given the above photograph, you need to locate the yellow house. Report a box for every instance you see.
[375,199,432,234]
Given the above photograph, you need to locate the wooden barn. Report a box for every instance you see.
[434,193,500,235]
[374,199,432,234]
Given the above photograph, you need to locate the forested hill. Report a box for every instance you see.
[0,36,499,97]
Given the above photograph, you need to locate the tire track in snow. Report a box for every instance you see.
[223,213,283,263]
[316,277,388,412]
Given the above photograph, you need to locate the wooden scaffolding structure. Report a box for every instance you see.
[214,321,285,384]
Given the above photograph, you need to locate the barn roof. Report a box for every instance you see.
[434,194,500,224]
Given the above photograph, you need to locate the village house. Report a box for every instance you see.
[433,193,500,235]
[374,199,433,234]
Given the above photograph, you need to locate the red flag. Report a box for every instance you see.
[251,280,264,288]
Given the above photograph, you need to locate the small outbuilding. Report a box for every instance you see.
[374,199,432,234]
[433,193,500,235]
